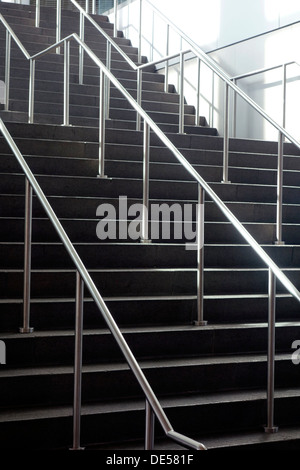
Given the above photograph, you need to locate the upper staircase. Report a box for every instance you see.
[1,2,300,451]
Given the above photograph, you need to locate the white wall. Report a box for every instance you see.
[149,0,300,51]
[112,0,300,140]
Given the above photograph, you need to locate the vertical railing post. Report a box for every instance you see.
[105,42,111,119]
[164,24,170,93]
[264,268,279,434]
[141,122,151,243]
[282,64,287,129]
[114,0,118,38]
[194,185,207,326]
[56,0,61,54]
[222,82,230,183]
[4,30,11,112]
[145,400,155,450]
[19,179,34,334]
[232,78,237,138]
[136,68,142,131]
[98,70,106,178]
[28,58,35,124]
[92,0,96,15]
[275,132,284,245]
[179,51,185,134]
[195,58,201,126]
[71,271,85,450]
[85,0,89,14]
[138,0,142,64]
[64,40,70,126]
[35,0,40,28]
[79,12,85,85]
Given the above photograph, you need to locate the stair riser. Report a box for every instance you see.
[2,122,296,155]
[0,218,284,245]
[6,101,196,125]
[0,58,163,82]
[0,268,299,298]
[0,359,297,408]
[1,394,300,450]
[2,173,300,207]
[1,154,299,188]
[4,74,168,93]
[1,296,299,331]
[0,298,197,331]
[1,241,300,270]
[2,136,300,173]
[3,325,300,367]
[0,193,299,225]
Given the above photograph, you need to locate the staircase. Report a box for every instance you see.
[1,2,300,451]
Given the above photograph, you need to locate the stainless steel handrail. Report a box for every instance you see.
[231,61,300,81]
[231,60,300,134]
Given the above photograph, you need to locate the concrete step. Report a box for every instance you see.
[1,322,299,367]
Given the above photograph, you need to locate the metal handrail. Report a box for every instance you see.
[231,61,300,81]
[231,60,300,134]
[3,2,300,440]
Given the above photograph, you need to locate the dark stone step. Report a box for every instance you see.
[1,390,300,450]
[1,292,299,332]
[1,266,300,299]
[1,240,300,270]
[1,322,299,367]
[0,354,298,408]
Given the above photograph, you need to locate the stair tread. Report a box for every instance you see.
[1,321,300,339]
[94,424,300,451]
[1,387,300,423]
[0,352,293,378]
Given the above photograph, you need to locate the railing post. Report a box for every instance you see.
[136,68,142,131]
[141,122,151,243]
[79,12,85,85]
[232,78,237,138]
[179,51,185,134]
[35,0,40,28]
[264,268,279,434]
[4,30,11,112]
[56,0,61,54]
[222,82,230,183]
[114,0,118,38]
[20,178,34,334]
[85,0,89,14]
[282,64,287,129]
[92,0,96,15]
[64,39,70,126]
[145,400,155,450]
[105,42,111,119]
[28,58,35,124]
[71,271,85,450]
[98,70,106,178]
[195,58,201,126]
[138,0,142,64]
[194,185,207,326]
[275,132,285,245]
[164,24,170,94]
